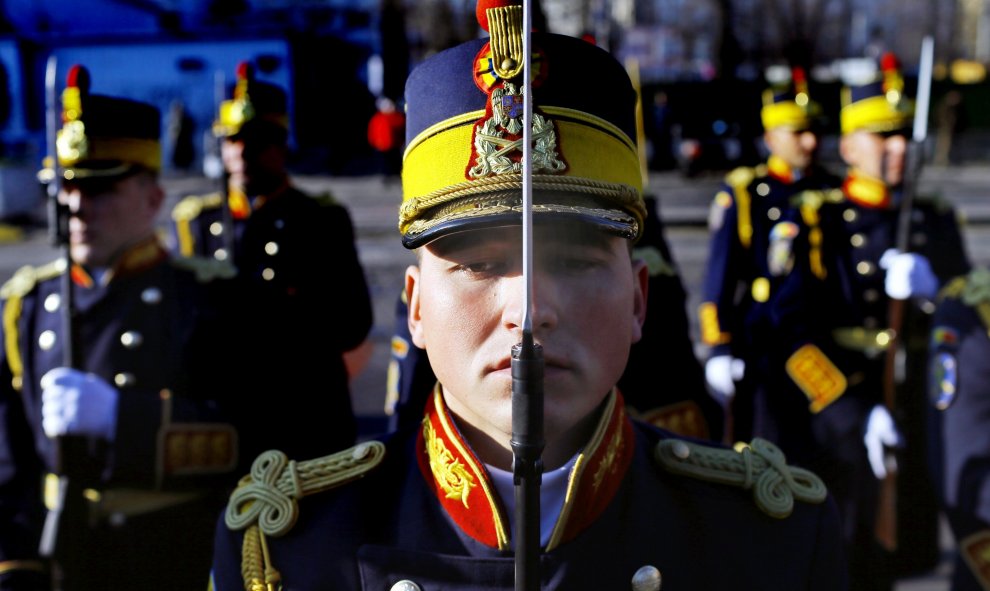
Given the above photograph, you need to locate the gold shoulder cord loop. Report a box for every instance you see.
[725,168,755,249]
[226,442,386,591]
[799,198,826,280]
[958,268,990,335]
[655,437,827,519]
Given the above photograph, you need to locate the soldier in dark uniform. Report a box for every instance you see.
[169,61,373,457]
[927,268,990,591]
[770,52,971,590]
[387,193,723,442]
[697,66,840,442]
[0,66,240,590]
[211,6,847,589]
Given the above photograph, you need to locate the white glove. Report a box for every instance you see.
[704,355,745,405]
[41,368,119,441]
[879,248,938,300]
[863,404,902,479]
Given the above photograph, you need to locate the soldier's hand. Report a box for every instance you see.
[863,404,902,479]
[40,368,119,441]
[879,248,938,300]
[704,355,744,405]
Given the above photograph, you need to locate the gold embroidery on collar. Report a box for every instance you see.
[424,418,476,507]
[592,420,625,491]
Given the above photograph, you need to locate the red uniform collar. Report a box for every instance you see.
[416,386,635,551]
[72,236,168,287]
[766,155,796,184]
[227,180,291,220]
[843,169,892,209]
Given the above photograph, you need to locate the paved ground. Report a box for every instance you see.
[4,163,989,589]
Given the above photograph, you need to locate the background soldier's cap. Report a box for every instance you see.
[840,52,914,135]
[213,61,289,139]
[398,0,646,249]
[761,66,822,131]
[39,64,161,181]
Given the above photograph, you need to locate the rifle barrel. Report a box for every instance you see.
[512,1,545,589]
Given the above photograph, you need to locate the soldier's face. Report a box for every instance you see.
[221,137,287,194]
[764,127,818,171]
[405,222,648,469]
[840,130,907,186]
[59,171,163,268]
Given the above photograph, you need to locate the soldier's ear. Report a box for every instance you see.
[630,258,649,344]
[406,264,426,349]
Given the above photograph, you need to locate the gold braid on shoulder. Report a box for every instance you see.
[224,442,386,591]
[655,437,827,519]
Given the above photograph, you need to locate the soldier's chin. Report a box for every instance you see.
[69,244,93,266]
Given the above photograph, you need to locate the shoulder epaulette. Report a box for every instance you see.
[225,442,386,537]
[654,437,827,519]
[309,191,338,207]
[169,256,237,283]
[1,261,64,391]
[720,167,759,249]
[171,193,224,223]
[632,245,676,278]
[938,275,968,302]
[0,260,65,300]
[225,443,385,591]
[724,166,757,189]
[940,268,990,306]
[791,188,844,209]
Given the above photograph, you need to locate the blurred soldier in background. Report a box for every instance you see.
[928,267,990,591]
[170,61,373,459]
[698,66,840,441]
[0,66,240,590]
[367,96,406,182]
[771,52,971,590]
[212,4,846,588]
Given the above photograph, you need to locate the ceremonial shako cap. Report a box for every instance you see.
[398,0,646,249]
[840,52,914,135]
[43,65,161,179]
[213,61,289,138]
[761,66,821,131]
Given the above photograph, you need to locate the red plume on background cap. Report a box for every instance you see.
[840,51,913,134]
[880,52,905,108]
[42,63,161,179]
[792,66,809,106]
[760,65,820,130]
[61,65,89,125]
[213,60,288,138]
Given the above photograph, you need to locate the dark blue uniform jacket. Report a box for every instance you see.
[213,388,848,591]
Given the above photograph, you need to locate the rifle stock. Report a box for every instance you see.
[875,35,934,553]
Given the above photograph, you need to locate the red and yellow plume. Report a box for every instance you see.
[880,52,904,108]
[62,64,90,123]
